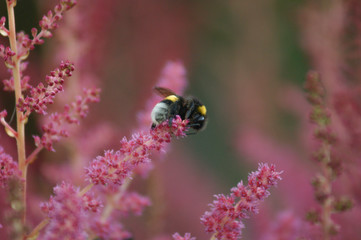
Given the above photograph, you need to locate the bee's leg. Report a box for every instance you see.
[187,123,200,128]
[151,123,156,129]
[185,101,195,119]
[168,116,174,127]
[168,103,180,127]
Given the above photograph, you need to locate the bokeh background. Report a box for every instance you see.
[1,0,360,239]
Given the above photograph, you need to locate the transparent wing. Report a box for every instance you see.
[154,86,177,97]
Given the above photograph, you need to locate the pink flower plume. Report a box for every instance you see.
[201,163,282,239]
[86,116,189,186]
[39,182,101,240]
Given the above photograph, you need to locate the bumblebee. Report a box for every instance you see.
[151,87,207,134]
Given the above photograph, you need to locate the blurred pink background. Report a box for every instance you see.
[1,0,361,239]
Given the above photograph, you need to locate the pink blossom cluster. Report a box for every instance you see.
[2,62,31,91]
[172,233,196,240]
[33,87,100,151]
[201,163,282,239]
[90,219,131,240]
[16,0,77,59]
[0,146,20,188]
[116,192,151,216]
[39,182,102,240]
[0,44,15,69]
[17,61,75,117]
[0,0,76,94]
[86,116,189,186]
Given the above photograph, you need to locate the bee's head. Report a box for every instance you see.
[188,105,207,131]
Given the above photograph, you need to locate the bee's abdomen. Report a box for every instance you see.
[151,101,171,124]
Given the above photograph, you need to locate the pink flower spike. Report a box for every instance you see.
[14,0,76,58]
[33,87,100,151]
[90,219,131,240]
[201,163,282,239]
[17,61,75,117]
[0,146,20,188]
[40,182,100,239]
[85,116,188,186]
[116,192,151,216]
[172,233,196,240]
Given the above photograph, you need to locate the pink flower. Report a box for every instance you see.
[85,116,188,186]
[0,45,15,68]
[33,87,100,151]
[172,232,196,240]
[116,192,151,216]
[16,0,76,57]
[201,163,282,239]
[90,219,131,240]
[40,182,101,240]
[82,192,103,213]
[17,61,75,117]
[0,146,20,188]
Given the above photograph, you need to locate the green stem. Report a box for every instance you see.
[6,0,27,229]
[25,218,50,239]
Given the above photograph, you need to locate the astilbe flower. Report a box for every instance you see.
[0,146,20,188]
[201,163,282,239]
[86,115,188,186]
[0,45,15,69]
[33,87,100,151]
[16,0,77,59]
[82,192,103,213]
[17,61,75,118]
[116,192,151,216]
[0,0,76,91]
[39,182,101,240]
[172,233,196,240]
[90,219,131,240]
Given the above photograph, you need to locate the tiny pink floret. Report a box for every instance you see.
[172,233,196,240]
[0,146,20,188]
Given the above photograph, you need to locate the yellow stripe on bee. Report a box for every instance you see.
[198,105,207,115]
[165,95,179,102]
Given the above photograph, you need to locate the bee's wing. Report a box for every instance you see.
[154,86,177,97]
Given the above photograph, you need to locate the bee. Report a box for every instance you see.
[151,87,207,134]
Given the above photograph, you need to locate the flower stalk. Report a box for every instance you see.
[305,71,340,239]
[6,0,28,228]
